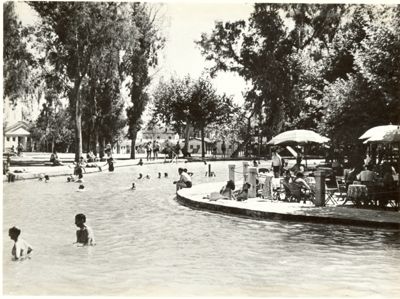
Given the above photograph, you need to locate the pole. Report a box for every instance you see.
[315,170,325,207]
[243,161,249,183]
[228,164,235,183]
[248,167,258,198]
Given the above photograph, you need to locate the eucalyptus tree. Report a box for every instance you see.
[30,2,136,161]
[122,3,165,159]
[81,45,126,157]
[3,2,35,106]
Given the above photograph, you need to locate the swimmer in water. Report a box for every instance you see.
[131,183,136,190]
[76,173,84,183]
[74,214,95,246]
[158,172,161,178]
[44,175,50,182]
[164,172,168,178]
[145,175,150,179]
[8,226,33,261]
[138,173,143,179]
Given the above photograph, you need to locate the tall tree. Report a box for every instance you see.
[3,2,35,106]
[197,3,347,138]
[152,76,234,158]
[30,2,135,161]
[122,3,165,159]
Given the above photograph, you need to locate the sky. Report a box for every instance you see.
[14,2,253,106]
[158,3,253,104]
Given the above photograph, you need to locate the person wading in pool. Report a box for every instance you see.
[102,148,114,172]
[8,226,33,260]
[74,214,95,246]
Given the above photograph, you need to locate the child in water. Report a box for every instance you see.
[74,214,95,246]
[101,156,114,172]
[76,173,84,183]
[9,226,33,260]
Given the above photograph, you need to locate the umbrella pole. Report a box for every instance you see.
[305,145,308,168]
[398,142,400,211]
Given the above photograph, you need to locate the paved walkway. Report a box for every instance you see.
[177,182,400,230]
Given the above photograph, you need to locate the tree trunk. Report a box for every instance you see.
[183,120,191,157]
[74,79,83,162]
[201,127,205,158]
[130,128,138,159]
[93,128,99,156]
[231,135,252,158]
[99,136,105,160]
[86,130,91,154]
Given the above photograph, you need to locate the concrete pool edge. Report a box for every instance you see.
[176,185,400,230]
[3,158,184,182]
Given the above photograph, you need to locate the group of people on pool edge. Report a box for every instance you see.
[9,213,94,261]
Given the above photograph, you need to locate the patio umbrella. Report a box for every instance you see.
[267,129,330,168]
[267,129,330,146]
[363,125,400,143]
[359,125,399,140]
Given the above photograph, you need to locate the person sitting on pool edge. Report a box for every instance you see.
[173,168,192,191]
[74,214,95,246]
[50,150,64,166]
[220,180,236,200]
[9,226,33,261]
[235,182,251,201]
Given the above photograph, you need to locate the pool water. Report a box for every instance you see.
[3,161,400,296]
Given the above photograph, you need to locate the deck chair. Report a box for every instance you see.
[283,182,315,204]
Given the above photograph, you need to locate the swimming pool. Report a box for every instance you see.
[3,161,400,296]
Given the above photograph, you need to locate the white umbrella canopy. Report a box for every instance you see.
[359,125,399,140]
[267,129,330,145]
[363,126,400,143]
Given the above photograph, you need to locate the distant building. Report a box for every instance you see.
[111,124,180,155]
[3,92,44,152]
[181,137,213,155]
[4,121,32,151]
[140,124,179,142]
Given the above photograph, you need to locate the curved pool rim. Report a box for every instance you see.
[176,189,400,230]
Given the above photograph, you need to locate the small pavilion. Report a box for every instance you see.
[3,121,32,151]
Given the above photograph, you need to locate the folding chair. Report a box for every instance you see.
[325,184,338,205]
[325,177,339,205]
[335,178,347,201]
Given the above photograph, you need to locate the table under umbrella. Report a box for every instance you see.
[267,129,330,167]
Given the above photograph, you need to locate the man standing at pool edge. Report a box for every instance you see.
[74,214,95,246]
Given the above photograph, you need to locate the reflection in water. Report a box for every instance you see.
[3,161,400,296]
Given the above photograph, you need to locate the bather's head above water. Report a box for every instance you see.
[75,213,86,228]
[8,226,21,241]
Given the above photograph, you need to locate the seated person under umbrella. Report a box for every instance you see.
[356,165,378,186]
